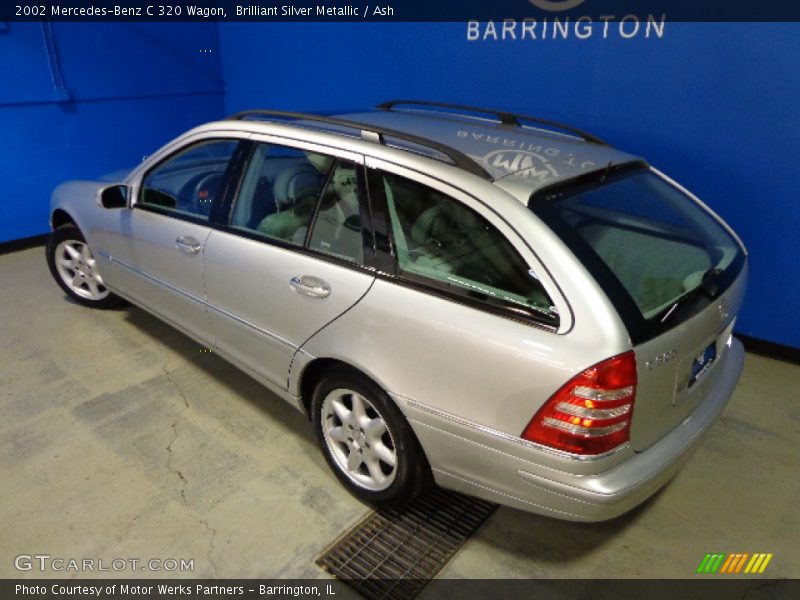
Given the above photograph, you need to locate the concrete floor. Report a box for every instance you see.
[1,246,798,581]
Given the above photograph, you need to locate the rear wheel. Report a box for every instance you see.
[312,367,431,508]
[46,224,124,309]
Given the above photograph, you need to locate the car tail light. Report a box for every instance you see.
[521,352,637,456]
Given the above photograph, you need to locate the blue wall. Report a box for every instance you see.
[3,22,797,348]
[219,22,800,348]
[0,22,225,242]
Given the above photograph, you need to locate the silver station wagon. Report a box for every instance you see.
[46,101,747,521]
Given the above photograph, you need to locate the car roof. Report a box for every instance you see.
[225,103,644,197]
[340,108,639,183]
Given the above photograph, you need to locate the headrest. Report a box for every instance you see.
[410,202,458,246]
[273,165,323,209]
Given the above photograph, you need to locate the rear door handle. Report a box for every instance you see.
[290,275,331,299]
[175,236,201,255]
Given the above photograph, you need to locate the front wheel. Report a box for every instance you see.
[312,367,431,508]
[46,224,124,309]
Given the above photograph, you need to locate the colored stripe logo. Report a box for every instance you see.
[697,553,773,574]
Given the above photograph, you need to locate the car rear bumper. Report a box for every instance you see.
[401,338,745,521]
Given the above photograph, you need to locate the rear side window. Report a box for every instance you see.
[231,144,334,246]
[381,172,557,325]
[229,142,366,265]
[531,168,744,326]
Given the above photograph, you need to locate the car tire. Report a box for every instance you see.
[46,224,125,309]
[312,366,432,509]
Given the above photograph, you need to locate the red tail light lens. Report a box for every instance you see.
[521,352,637,456]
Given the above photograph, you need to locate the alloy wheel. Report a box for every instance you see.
[321,388,398,491]
[54,240,109,301]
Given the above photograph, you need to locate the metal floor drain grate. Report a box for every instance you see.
[317,487,497,600]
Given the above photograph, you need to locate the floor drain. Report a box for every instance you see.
[316,487,497,600]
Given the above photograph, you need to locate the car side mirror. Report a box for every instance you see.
[98,185,129,209]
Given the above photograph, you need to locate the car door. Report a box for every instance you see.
[202,138,375,390]
[103,138,242,343]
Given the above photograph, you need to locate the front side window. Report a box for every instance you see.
[139,140,238,219]
[381,172,557,324]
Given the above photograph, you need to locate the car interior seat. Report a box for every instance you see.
[257,163,324,241]
[247,177,276,229]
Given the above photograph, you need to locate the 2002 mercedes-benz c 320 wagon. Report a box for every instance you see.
[46,101,747,521]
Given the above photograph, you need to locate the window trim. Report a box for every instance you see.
[366,164,561,331]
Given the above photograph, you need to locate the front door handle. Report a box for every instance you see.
[290,275,331,299]
[175,236,201,255]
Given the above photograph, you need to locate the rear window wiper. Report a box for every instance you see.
[659,268,723,324]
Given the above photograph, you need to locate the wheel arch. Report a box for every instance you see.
[50,208,76,231]
[296,356,406,423]
[298,357,366,418]
[299,354,435,502]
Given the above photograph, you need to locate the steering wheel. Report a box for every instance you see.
[192,173,223,215]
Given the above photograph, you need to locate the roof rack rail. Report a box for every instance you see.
[226,109,492,180]
[376,100,607,146]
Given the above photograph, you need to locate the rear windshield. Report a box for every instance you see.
[530,167,745,340]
